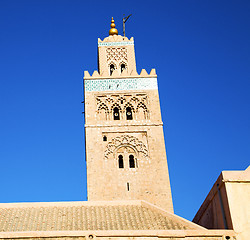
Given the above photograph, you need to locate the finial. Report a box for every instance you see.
[109,17,118,36]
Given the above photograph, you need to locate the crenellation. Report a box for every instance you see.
[84,69,156,80]
[140,69,148,77]
[98,35,134,43]
[84,71,91,78]
[149,69,156,76]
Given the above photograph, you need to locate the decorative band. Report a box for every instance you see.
[85,78,158,92]
[98,41,134,47]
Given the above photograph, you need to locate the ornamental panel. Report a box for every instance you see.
[104,135,148,159]
[98,41,134,47]
[85,78,158,92]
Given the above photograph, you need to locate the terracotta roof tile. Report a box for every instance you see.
[0,201,200,232]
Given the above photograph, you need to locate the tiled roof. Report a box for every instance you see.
[0,200,201,232]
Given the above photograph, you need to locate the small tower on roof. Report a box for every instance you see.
[96,17,137,77]
[84,18,173,212]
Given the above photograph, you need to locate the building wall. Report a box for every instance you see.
[84,34,173,212]
[225,181,250,240]
[192,175,233,229]
[193,167,250,240]
[0,229,237,240]
[0,236,233,240]
[84,88,173,212]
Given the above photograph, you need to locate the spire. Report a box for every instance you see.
[109,17,118,36]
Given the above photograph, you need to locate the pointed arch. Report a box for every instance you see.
[97,103,109,120]
[111,103,122,120]
[136,102,149,120]
[111,102,122,111]
[108,62,117,76]
[98,103,109,112]
[136,102,148,111]
[123,102,135,120]
[124,102,135,112]
[119,61,127,73]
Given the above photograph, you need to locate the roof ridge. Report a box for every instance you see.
[141,201,206,230]
[0,200,143,209]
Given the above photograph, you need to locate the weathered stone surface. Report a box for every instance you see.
[84,34,173,212]
[193,166,250,240]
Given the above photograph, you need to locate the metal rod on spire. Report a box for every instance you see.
[123,14,132,37]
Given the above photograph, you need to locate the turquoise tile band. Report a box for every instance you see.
[85,78,158,92]
[98,41,134,47]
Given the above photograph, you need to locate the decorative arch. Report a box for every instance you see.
[111,102,121,110]
[115,144,137,155]
[111,103,122,120]
[136,102,149,120]
[108,62,117,76]
[123,102,135,112]
[104,135,148,159]
[124,102,135,120]
[97,103,109,120]
[119,61,127,73]
[98,103,109,112]
[136,102,148,111]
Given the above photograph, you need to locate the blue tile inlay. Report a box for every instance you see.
[85,78,158,92]
[98,41,134,47]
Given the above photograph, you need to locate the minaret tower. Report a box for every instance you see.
[84,18,173,212]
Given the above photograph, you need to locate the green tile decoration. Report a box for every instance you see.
[98,41,134,47]
[84,78,158,92]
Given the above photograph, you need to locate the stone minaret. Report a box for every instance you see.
[84,18,173,212]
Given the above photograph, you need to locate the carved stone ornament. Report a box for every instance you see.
[104,135,148,159]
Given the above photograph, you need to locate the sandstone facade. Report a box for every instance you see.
[84,34,173,212]
[193,166,250,240]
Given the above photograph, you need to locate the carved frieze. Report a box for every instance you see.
[104,135,148,159]
[96,93,149,121]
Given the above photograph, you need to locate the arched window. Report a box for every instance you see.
[121,64,126,73]
[126,107,133,120]
[103,135,107,141]
[113,107,120,120]
[110,64,115,75]
[129,155,135,168]
[118,155,124,168]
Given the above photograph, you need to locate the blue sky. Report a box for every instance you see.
[0,0,249,221]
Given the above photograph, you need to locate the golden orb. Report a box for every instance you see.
[109,17,118,35]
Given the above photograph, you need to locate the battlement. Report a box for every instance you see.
[98,35,134,44]
[84,68,157,80]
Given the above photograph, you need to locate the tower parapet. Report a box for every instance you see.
[84,68,157,79]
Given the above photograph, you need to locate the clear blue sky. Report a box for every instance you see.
[0,0,249,221]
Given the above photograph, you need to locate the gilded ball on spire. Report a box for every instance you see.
[109,17,118,36]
